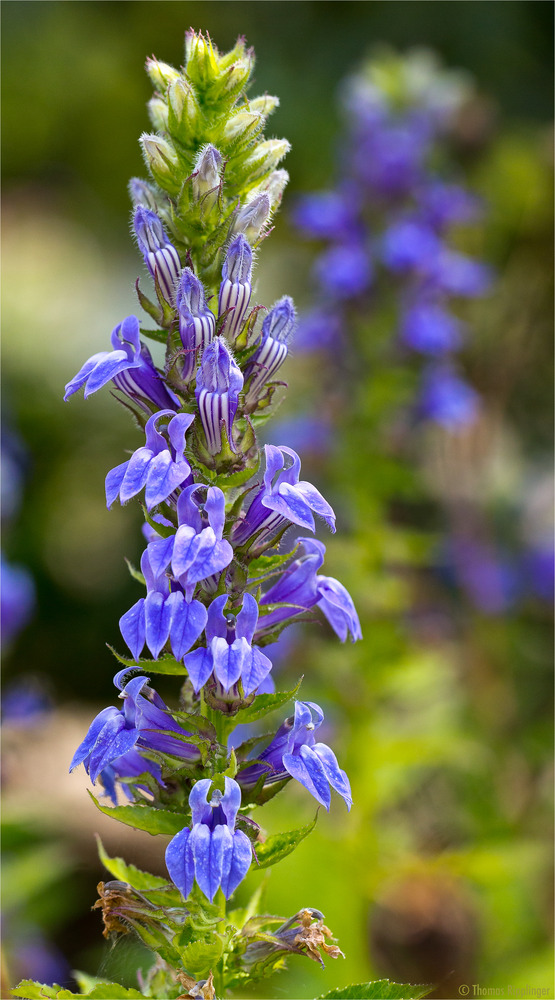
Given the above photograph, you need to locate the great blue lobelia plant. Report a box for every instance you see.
[12,31,432,1000]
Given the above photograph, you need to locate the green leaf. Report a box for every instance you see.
[140,326,169,344]
[214,464,257,489]
[317,981,433,1000]
[254,812,318,869]
[88,791,185,836]
[11,984,58,999]
[178,936,224,977]
[96,835,169,892]
[124,558,145,585]
[10,983,150,1000]
[247,546,298,575]
[106,647,187,676]
[233,678,303,726]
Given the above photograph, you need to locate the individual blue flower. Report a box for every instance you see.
[294,308,343,353]
[257,537,362,643]
[419,181,482,231]
[423,249,492,298]
[195,337,244,455]
[119,545,208,661]
[175,268,216,383]
[184,592,272,695]
[105,410,194,510]
[243,296,296,408]
[144,484,233,602]
[381,218,441,273]
[418,364,479,428]
[1,557,35,649]
[70,673,199,788]
[134,205,182,305]
[165,777,252,902]
[232,445,335,548]
[64,314,180,414]
[292,191,357,241]
[400,300,463,355]
[238,701,352,811]
[218,234,253,341]
[314,242,372,300]
[351,119,430,199]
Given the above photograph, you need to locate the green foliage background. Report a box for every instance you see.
[2,2,553,998]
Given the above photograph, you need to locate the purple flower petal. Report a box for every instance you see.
[184,646,214,692]
[144,591,172,658]
[212,636,248,690]
[221,829,252,899]
[165,826,194,900]
[241,645,272,696]
[313,742,352,810]
[282,745,332,810]
[105,462,128,509]
[166,593,208,660]
[119,599,146,660]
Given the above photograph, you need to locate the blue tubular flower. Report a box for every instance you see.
[195,337,244,455]
[175,268,216,383]
[243,296,296,408]
[381,218,442,274]
[70,674,200,787]
[238,701,352,811]
[184,592,272,695]
[314,242,372,300]
[98,748,164,805]
[423,249,492,298]
[119,546,208,661]
[257,538,362,643]
[165,777,252,902]
[232,445,335,548]
[218,235,253,341]
[105,410,194,510]
[418,364,479,428]
[134,206,182,305]
[292,191,357,241]
[400,300,463,355]
[64,315,180,414]
[419,181,481,231]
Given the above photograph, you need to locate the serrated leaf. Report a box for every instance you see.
[96,835,169,892]
[88,791,185,836]
[106,647,187,676]
[11,983,58,999]
[10,983,150,1000]
[248,544,299,579]
[317,981,433,1000]
[254,812,318,870]
[178,936,224,976]
[233,678,303,726]
[214,464,257,489]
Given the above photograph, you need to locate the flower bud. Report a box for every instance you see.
[241,139,291,183]
[233,193,271,242]
[195,337,244,455]
[145,57,181,91]
[140,133,180,191]
[244,296,295,407]
[147,96,169,132]
[251,169,289,210]
[249,94,280,117]
[185,30,220,87]
[218,235,253,341]
[128,178,159,212]
[134,206,182,305]
[222,111,263,144]
[168,78,199,135]
[220,55,252,94]
[192,145,222,201]
[176,269,215,382]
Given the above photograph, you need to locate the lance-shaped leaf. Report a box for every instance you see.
[254,812,318,870]
[88,791,185,836]
[317,982,433,1000]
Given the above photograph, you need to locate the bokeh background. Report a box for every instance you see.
[2,2,553,998]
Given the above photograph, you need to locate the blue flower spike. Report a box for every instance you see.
[165,776,252,902]
[175,268,216,383]
[243,296,296,408]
